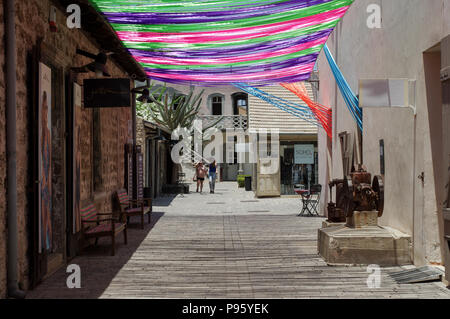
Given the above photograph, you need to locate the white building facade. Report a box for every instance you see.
[316,0,450,273]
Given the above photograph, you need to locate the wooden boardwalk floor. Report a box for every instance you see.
[27,213,450,299]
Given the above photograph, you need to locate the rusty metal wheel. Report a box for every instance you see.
[372,175,384,217]
[343,176,354,217]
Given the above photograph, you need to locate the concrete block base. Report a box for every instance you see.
[346,211,379,228]
[318,225,412,266]
[322,220,346,228]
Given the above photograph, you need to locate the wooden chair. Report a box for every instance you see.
[116,189,152,229]
[80,202,127,256]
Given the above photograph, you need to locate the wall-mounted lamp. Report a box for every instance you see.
[132,79,153,103]
[71,49,113,77]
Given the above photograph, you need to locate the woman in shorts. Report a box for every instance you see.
[195,162,207,193]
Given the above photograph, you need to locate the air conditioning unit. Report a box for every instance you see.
[359,79,416,114]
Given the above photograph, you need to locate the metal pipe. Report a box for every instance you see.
[132,91,137,145]
[5,0,26,299]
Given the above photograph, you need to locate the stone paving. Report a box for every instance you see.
[154,181,303,216]
[27,182,450,299]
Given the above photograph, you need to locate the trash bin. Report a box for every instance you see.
[245,176,252,191]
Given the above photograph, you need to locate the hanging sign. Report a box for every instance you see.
[294,144,315,165]
[83,78,131,108]
[359,79,416,111]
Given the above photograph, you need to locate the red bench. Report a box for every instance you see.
[115,189,152,229]
[80,202,127,256]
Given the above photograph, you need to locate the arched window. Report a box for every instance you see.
[208,94,224,115]
[232,92,248,115]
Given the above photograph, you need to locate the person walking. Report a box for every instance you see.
[208,160,217,194]
[195,162,207,193]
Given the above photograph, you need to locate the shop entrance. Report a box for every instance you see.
[280,142,318,195]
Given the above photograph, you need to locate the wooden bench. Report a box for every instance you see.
[80,202,127,256]
[116,189,152,229]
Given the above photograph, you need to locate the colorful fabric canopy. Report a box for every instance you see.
[90,0,354,86]
[323,44,362,131]
[234,83,320,127]
[281,82,332,138]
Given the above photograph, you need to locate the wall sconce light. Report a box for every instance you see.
[132,79,153,103]
[71,48,113,77]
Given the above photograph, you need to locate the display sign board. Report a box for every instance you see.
[84,78,131,108]
[359,79,416,109]
[38,62,52,253]
[294,144,315,164]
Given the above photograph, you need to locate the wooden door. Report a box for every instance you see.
[256,140,280,197]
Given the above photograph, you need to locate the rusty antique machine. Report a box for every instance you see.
[327,165,384,223]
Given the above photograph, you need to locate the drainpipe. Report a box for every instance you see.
[5,0,26,299]
[132,92,137,145]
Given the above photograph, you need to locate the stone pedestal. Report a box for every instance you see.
[318,210,412,266]
[322,220,346,228]
[318,225,412,266]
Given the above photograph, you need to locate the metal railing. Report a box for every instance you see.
[197,115,248,130]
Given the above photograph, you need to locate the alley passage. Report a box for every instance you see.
[28,182,450,299]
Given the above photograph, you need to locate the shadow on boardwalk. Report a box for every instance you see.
[27,212,165,299]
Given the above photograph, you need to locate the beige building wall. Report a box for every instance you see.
[317,0,450,265]
[248,83,317,135]
[149,80,245,117]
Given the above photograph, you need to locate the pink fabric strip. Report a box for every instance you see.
[145,62,316,81]
[134,37,327,65]
[117,6,348,44]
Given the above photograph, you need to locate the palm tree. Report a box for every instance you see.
[136,82,223,183]
[136,82,222,133]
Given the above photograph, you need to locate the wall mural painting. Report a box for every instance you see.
[38,62,52,253]
[73,83,82,234]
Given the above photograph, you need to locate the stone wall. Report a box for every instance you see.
[0,0,133,295]
[0,0,7,300]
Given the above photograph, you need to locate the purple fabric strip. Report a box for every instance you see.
[129,28,332,59]
[147,73,312,86]
[103,0,333,24]
[142,53,319,75]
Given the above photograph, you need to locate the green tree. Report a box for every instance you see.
[136,82,222,183]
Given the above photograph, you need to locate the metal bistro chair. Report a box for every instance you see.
[298,184,322,217]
